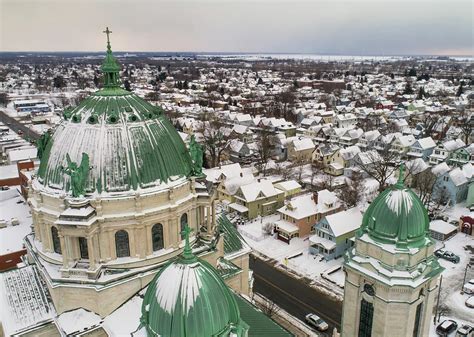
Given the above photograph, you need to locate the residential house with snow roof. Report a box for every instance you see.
[273,180,302,198]
[230,179,285,219]
[287,137,315,161]
[447,146,472,167]
[309,207,363,260]
[312,144,344,176]
[406,137,436,160]
[390,134,416,157]
[429,139,466,165]
[275,190,341,243]
[336,113,358,128]
[228,139,255,164]
[338,128,363,148]
[433,163,474,205]
[356,130,381,150]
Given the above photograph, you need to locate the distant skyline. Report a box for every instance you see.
[1,0,473,56]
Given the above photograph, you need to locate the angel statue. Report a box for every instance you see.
[189,135,203,176]
[63,153,90,198]
[36,130,52,160]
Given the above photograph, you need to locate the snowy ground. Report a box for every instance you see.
[435,232,474,324]
[236,213,345,291]
[0,187,32,255]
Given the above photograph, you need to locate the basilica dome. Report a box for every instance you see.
[358,166,430,249]
[140,228,248,337]
[37,33,192,195]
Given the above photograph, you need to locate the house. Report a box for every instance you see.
[203,163,255,202]
[356,130,381,150]
[433,163,474,205]
[287,137,315,161]
[338,128,363,148]
[447,147,471,167]
[274,180,302,198]
[309,207,363,260]
[312,144,344,176]
[407,137,436,160]
[429,220,458,241]
[275,190,341,242]
[336,113,358,128]
[429,139,466,165]
[230,179,285,219]
[228,139,254,164]
[390,134,416,157]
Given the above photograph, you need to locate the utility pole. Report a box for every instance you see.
[434,274,443,325]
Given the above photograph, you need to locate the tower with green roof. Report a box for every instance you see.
[341,165,444,337]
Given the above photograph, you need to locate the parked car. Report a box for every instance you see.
[436,320,458,336]
[456,324,473,337]
[435,249,460,263]
[305,313,329,332]
[463,279,474,295]
[465,296,474,308]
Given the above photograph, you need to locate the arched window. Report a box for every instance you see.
[358,299,374,337]
[152,224,164,251]
[115,230,130,258]
[51,227,61,254]
[180,213,188,238]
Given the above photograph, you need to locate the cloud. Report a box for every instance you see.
[0,0,472,55]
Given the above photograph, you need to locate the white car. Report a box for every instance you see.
[305,313,329,331]
[466,296,474,308]
[463,279,474,295]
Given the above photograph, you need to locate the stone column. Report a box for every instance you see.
[145,225,151,256]
[129,229,137,258]
[59,235,68,268]
[206,206,212,233]
[87,235,96,270]
[108,231,116,260]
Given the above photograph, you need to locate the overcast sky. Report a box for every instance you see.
[1,0,472,55]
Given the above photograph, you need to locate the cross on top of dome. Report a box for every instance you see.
[101,27,121,88]
[181,224,196,262]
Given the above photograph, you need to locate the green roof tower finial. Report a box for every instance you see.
[395,162,405,188]
[101,27,121,88]
[180,224,196,262]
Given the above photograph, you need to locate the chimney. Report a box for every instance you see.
[257,178,261,183]
[240,172,243,177]
[313,191,318,204]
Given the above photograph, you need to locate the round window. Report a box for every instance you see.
[364,284,375,296]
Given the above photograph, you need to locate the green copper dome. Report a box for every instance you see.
[357,166,430,249]
[140,227,248,337]
[37,29,192,195]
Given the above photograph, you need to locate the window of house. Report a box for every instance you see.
[152,223,164,251]
[115,230,130,258]
[51,227,61,254]
[180,213,188,238]
[358,299,374,337]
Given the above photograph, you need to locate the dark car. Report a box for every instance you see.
[436,320,458,336]
[435,249,460,263]
[456,324,473,337]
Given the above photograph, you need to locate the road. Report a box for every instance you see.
[250,254,343,335]
[0,110,40,141]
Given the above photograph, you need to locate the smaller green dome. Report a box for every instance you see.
[141,228,248,337]
[358,167,430,249]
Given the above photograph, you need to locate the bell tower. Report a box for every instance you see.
[341,166,444,337]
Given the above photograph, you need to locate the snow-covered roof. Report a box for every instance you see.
[238,179,282,202]
[57,308,101,336]
[429,220,457,235]
[274,180,301,192]
[416,137,436,149]
[325,207,363,237]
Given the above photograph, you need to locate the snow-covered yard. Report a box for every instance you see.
[237,213,345,290]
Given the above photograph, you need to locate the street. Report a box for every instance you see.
[250,254,343,335]
[0,110,41,141]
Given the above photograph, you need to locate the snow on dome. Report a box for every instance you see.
[154,262,203,314]
[385,189,414,216]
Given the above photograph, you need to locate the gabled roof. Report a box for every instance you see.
[415,137,436,149]
[238,180,282,202]
[324,207,363,237]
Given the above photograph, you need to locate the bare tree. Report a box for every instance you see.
[411,169,437,208]
[354,149,400,192]
[315,172,335,192]
[338,171,363,207]
[258,297,280,318]
[255,127,274,176]
[292,158,309,183]
[199,113,236,168]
